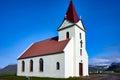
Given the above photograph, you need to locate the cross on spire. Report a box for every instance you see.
[66,0,79,23]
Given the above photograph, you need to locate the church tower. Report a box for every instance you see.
[58,1,88,76]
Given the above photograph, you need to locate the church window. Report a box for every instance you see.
[30,60,33,72]
[56,62,60,70]
[22,61,25,72]
[66,32,69,39]
[39,58,43,72]
[80,33,82,39]
[80,40,83,48]
[80,49,82,56]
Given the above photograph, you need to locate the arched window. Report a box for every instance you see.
[80,33,82,39]
[80,49,82,56]
[66,32,69,39]
[39,58,43,72]
[22,61,25,72]
[30,60,33,72]
[56,62,60,70]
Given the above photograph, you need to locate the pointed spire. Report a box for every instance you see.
[66,0,79,23]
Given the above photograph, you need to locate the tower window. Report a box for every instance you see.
[80,40,83,48]
[80,33,82,39]
[56,62,60,70]
[22,61,25,72]
[30,60,33,72]
[39,58,44,72]
[66,32,69,39]
[80,49,82,56]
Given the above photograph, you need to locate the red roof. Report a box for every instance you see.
[66,0,79,23]
[18,36,69,59]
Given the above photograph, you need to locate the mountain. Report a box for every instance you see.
[89,62,120,73]
[89,65,109,73]
[107,62,120,73]
[0,64,17,75]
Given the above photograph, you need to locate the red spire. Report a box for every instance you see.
[66,0,79,23]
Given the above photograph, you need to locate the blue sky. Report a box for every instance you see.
[0,0,120,68]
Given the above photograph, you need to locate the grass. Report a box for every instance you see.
[0,75,26,80]
[0,73,119,80]
[0,75,83,80]
[0,74,103,80]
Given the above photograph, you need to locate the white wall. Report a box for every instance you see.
[58,20,74,30]
[74,21,89,76]
[58,26,75,41]
[64,38,74,78]
[17,53,65,78]
[58,20,89,77]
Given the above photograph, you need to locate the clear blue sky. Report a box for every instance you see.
[0,0,120,68]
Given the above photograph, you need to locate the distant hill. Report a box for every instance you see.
[107,63,120,73]
[89,62,120,73]
[0,64,17,75]
[89,65,109,73]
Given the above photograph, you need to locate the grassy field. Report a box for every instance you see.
[0,74,96,80]
[0,75,83,80]
[0,74,119,80]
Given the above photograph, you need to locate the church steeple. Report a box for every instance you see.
[65,0,79,23]
[58,0,86,41]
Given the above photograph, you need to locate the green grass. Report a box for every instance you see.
[0,75,83,80]
[1,73,119,80]
[0,75,100,80]
[0,75,26,80]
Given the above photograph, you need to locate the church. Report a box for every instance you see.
[17,1,88,78]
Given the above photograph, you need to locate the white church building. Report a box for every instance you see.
[17,1,88,78]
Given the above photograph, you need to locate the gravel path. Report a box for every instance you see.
[91,74,120,80]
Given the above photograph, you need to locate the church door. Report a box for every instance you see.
[79,63,83,76]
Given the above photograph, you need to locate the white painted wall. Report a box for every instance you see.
[64,37,74,78]
[58,20,74,30]
[58,20,76,41]
[17,53,65,78]
[58,25,75,41]
[58,20,89,77]
[74,24,88,76]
